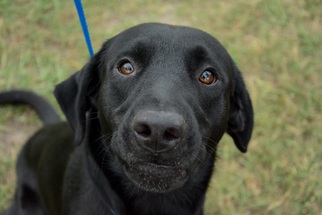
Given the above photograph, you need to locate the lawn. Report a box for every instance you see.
[0,0,321,214]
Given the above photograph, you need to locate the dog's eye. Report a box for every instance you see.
[199,70,217,85]
[119,61,135,75]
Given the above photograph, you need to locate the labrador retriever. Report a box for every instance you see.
[1,23,253,215]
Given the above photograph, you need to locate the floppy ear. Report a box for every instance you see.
[226,64,254,153]
[54,54,101,145]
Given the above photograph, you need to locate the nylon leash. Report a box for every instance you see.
[74,0,94,57]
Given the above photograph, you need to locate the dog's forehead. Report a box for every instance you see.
[120,23,208,39]
[110,23,226,53]
[104,23,233,75]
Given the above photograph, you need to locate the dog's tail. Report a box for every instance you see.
[0,90,60,125]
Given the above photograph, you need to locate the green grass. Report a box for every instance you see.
[0,0,321,214]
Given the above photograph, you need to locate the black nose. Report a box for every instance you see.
[132,110,185,153]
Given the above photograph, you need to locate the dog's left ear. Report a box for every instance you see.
[226,64,254,153]
[54,53,102,145]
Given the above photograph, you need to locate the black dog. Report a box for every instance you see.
[1,23,253,215]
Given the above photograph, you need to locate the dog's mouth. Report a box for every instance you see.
[120,158,188,193]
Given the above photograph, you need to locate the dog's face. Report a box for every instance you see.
[54,23,253,193]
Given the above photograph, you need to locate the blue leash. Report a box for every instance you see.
[74,0,94,57]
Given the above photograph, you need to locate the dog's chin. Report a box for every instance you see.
[122,161,188,193]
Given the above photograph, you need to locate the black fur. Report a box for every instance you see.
[2,23,253,215]
[0,90,60,125]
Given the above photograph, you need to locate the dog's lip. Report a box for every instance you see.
[130,161,185,175]
[117,156,187,178]
[122,160,188,192]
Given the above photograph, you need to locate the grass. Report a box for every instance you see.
[0,0,321,214]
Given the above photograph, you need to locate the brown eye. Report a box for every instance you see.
[119,61,135,75]
[199,70,217,85]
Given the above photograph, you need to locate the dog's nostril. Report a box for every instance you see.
[164,127,181,142]
[134,123,151,138]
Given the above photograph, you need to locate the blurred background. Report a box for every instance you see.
[0,0,321,214]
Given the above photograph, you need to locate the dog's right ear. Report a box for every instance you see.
[54,53,102,145]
